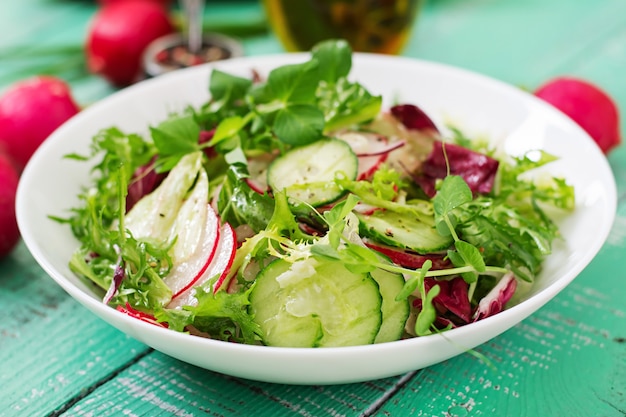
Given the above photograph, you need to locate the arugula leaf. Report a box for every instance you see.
[457,208,547,282]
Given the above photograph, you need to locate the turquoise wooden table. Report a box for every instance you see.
[2,1,626,416]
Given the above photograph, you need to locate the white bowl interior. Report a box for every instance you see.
[16,53,617,384]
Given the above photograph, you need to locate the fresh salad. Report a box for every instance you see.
[57,40,575,347]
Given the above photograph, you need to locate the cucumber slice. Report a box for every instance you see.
[249,257,382,347]
[357,209,452,254]
[267,138,357,206]
[369,268,410,344]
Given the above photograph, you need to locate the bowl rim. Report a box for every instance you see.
[15,52,618,384]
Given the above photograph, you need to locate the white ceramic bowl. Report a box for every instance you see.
[16,53,617,385]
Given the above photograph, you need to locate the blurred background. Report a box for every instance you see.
[1,0,624,107]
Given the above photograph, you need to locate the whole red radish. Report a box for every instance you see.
[0,152,20,258]
[97,0,174,8]
[86,0,175,86]
[535,77,621,154]
[0,76,80,171]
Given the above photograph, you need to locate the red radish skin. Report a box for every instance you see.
[97,0,174,8]
[535,77,621,154]
[0,76,80,171]
[210,223,237,293]
[336,131,405,180]
[167,222,237,309]
[163,206,221,298]
[0,153,20,258]
[86,0,175,86]
[116,303,168,328]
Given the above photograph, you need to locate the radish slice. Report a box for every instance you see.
[354,140,405,157]
[337,131,405,180]
[116,303,168,328]
[167,222,237,309]
[337,131,405,157]
[352,202,380,215]
[337,131,387,155]
[163,205,220,298]
[245,178,268,194]
[357,154,386,180]
[246,153,275,194]
[210,223,237,293]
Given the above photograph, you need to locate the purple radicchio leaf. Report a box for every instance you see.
[126,157,166,212]
[103,244,125,304]
[199,129,219,160]
[390,104,440,133]
[425,276,472,323]
[412,276,472,329]
[413,141,500,197]
[472,272,517,321]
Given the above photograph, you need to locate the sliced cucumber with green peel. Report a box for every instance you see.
[249,256,382,347]
[267,138,357,206]
[370,268,410,344]
[357,209,452,254]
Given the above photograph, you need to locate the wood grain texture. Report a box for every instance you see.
[60,352,410,417]
[408,0,626,87]
[0,244,150,417]
[376,280,626,416]
[1,0,625,416]
[375,225,626,416]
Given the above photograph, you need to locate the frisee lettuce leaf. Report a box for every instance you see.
[155,281,261,345]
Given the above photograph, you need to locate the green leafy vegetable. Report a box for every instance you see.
[156,282,261,344]
[218,162,275,232]
[56,39,575,347]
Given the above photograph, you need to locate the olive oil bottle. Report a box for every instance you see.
[262,0,422,54]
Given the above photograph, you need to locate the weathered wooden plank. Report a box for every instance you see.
[0,243,151,417]
[2,1,626,416]
[59,351,411,417]
[376,294,626,415]
[375,238,626,416]
[409,0,626,87]
[377,4,626,410]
